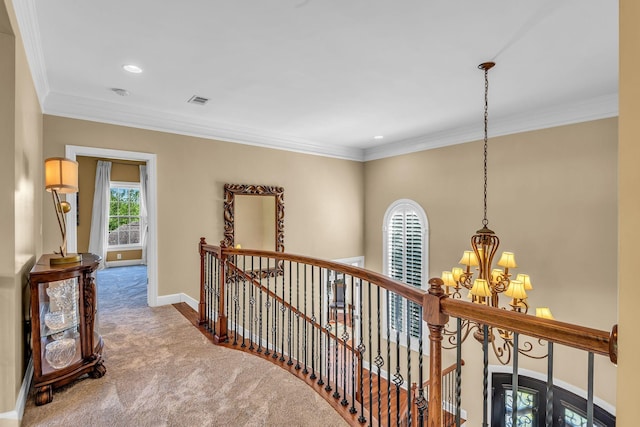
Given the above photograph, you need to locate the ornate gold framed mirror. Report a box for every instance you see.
[222,183,284,252]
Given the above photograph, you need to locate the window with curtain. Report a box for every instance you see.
[108,182,141,248]
[383,199,428,344]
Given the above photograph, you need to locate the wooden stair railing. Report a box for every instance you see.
[198,238,618,427]
[398,360,465,427]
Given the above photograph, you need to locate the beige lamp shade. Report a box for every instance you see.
[536,307,554,319]
[459,250,479,267]
[497,251,517,269]
[505,280,527,299]
[470,279,491,297]
[45,158,78,193]
[516,273,533,290]
[441,271,456,287]
[451,267,464,282]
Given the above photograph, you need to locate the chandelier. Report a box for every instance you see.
[440,62,552,364]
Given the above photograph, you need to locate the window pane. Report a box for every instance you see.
[505,389,537,427]
[385,203,426,338]
[118,218,130,245]
[108,184,142,247]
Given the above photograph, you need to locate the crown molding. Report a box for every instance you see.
[364,93,618,161]
[43,92,365,161]
[11,0,49,107]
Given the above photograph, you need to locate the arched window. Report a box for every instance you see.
[383,199,429,343]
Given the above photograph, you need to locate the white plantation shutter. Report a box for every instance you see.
[384,200,428,340]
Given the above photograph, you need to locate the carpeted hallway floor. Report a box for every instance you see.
[22,265,347,426]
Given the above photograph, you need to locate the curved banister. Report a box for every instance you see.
[198,238,618,426]
[226,261,360,354]
[218,245,427,304]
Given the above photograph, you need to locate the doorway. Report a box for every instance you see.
[64,145,158,307]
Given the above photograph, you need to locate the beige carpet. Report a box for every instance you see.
[22,266,347,427]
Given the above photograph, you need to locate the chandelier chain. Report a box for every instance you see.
[482,66,489,227]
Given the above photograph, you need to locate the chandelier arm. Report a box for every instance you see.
[442,319,473,349]
[515,337,549,360]
[492,332,512,365]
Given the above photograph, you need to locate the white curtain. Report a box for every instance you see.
[88,160,111,269]
[139,164,148,265]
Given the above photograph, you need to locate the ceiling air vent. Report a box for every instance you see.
[188,95,209,106]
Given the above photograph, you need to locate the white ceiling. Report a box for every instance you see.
[15,0,618,161]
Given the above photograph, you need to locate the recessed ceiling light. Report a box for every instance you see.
[374,135,384,140]
[122,64,143,74]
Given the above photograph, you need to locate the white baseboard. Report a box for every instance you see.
[156,293,198,312]
[105,260,144,268]
[0,358,33,425]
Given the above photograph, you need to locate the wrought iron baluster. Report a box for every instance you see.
[376,286,382,423]
[280,258,286,362]
[512,332,519,427]
[406,307,412,427]
[213,253,218,335]
[482,324,489,427]
[333,286,340,400]
[332,271,340,399]
[456,317,462,426]
[303,265,309,375]
[349,274,357,414]
[249,256,255,350]
[325,320,332,392]
[295,263,301,370]
[310,266,316,379]
[545,342,554,427]
[287,261,294,366]
[232,257,239,346]
[318,266,324,386]
[271,259,279,360]
[386,289,391,427]
[205,253,211,333]
[265,258,271,356]
[241,255,247,348]
[417,318,426,426]
[587,352,594,427]
[210,253,215,334]
[257,257,263,353]
[341,319,349,407]
[395,322,401,425]
[367,281,373,425]
[357,279,367,423]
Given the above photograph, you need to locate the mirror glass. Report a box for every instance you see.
[222,184,284,252]
[234,195,276,251]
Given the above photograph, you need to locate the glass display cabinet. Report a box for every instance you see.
[28,253,105,405]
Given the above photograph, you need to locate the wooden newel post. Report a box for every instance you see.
[198,237,207,325]
[215,246,229,343]
[424,277,450,427]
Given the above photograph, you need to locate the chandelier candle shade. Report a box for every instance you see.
[45,157,82,265]
[439,62,552,364]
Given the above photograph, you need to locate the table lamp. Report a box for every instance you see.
[45,157,82,265]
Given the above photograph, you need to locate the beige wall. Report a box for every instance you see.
[43,116,365,299]
[617,0,638,425]
[364,118,618,423]
[0,0,42,423]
